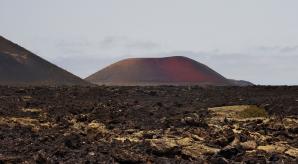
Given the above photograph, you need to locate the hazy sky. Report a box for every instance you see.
[1,0,298,85]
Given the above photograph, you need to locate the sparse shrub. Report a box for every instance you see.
[238,105,268,118]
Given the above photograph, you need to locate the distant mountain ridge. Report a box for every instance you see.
[0,36,90,86]
[86,56,253,86]
[229,79,254,86]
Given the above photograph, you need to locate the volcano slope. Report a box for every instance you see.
[0,86,297,163]
[0,36,89,86]
[86,56,249,86]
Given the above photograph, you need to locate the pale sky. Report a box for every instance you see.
[1,0,298,85]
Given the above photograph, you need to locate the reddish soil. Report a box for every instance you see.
[86,56,235,86]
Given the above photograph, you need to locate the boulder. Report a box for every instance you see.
[257,145,287,154]
[176,137,193,146]
[147,138,180,155]
[240,140,257,150]
[182,143,220,158]
[285,148,298,158]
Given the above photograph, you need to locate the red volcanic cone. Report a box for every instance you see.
[86,56,234,86]
[0,36,90,86]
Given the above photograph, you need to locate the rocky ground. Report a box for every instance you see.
[0,86,297,163]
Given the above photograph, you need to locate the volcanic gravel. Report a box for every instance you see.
[0,86,297,163]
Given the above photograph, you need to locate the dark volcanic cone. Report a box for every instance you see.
[86,56,239,86]
[0,36,89,86]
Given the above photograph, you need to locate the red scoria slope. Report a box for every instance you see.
[86,56,235,86]
[0,36,90,86]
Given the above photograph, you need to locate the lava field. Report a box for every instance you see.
[0,86,297,163]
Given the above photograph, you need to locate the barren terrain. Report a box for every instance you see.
[86,56,240,86]
[0,86,297,163]
[0,36,89,86]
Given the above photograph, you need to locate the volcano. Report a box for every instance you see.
[86,56,251,86]
[0,36,89,86]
